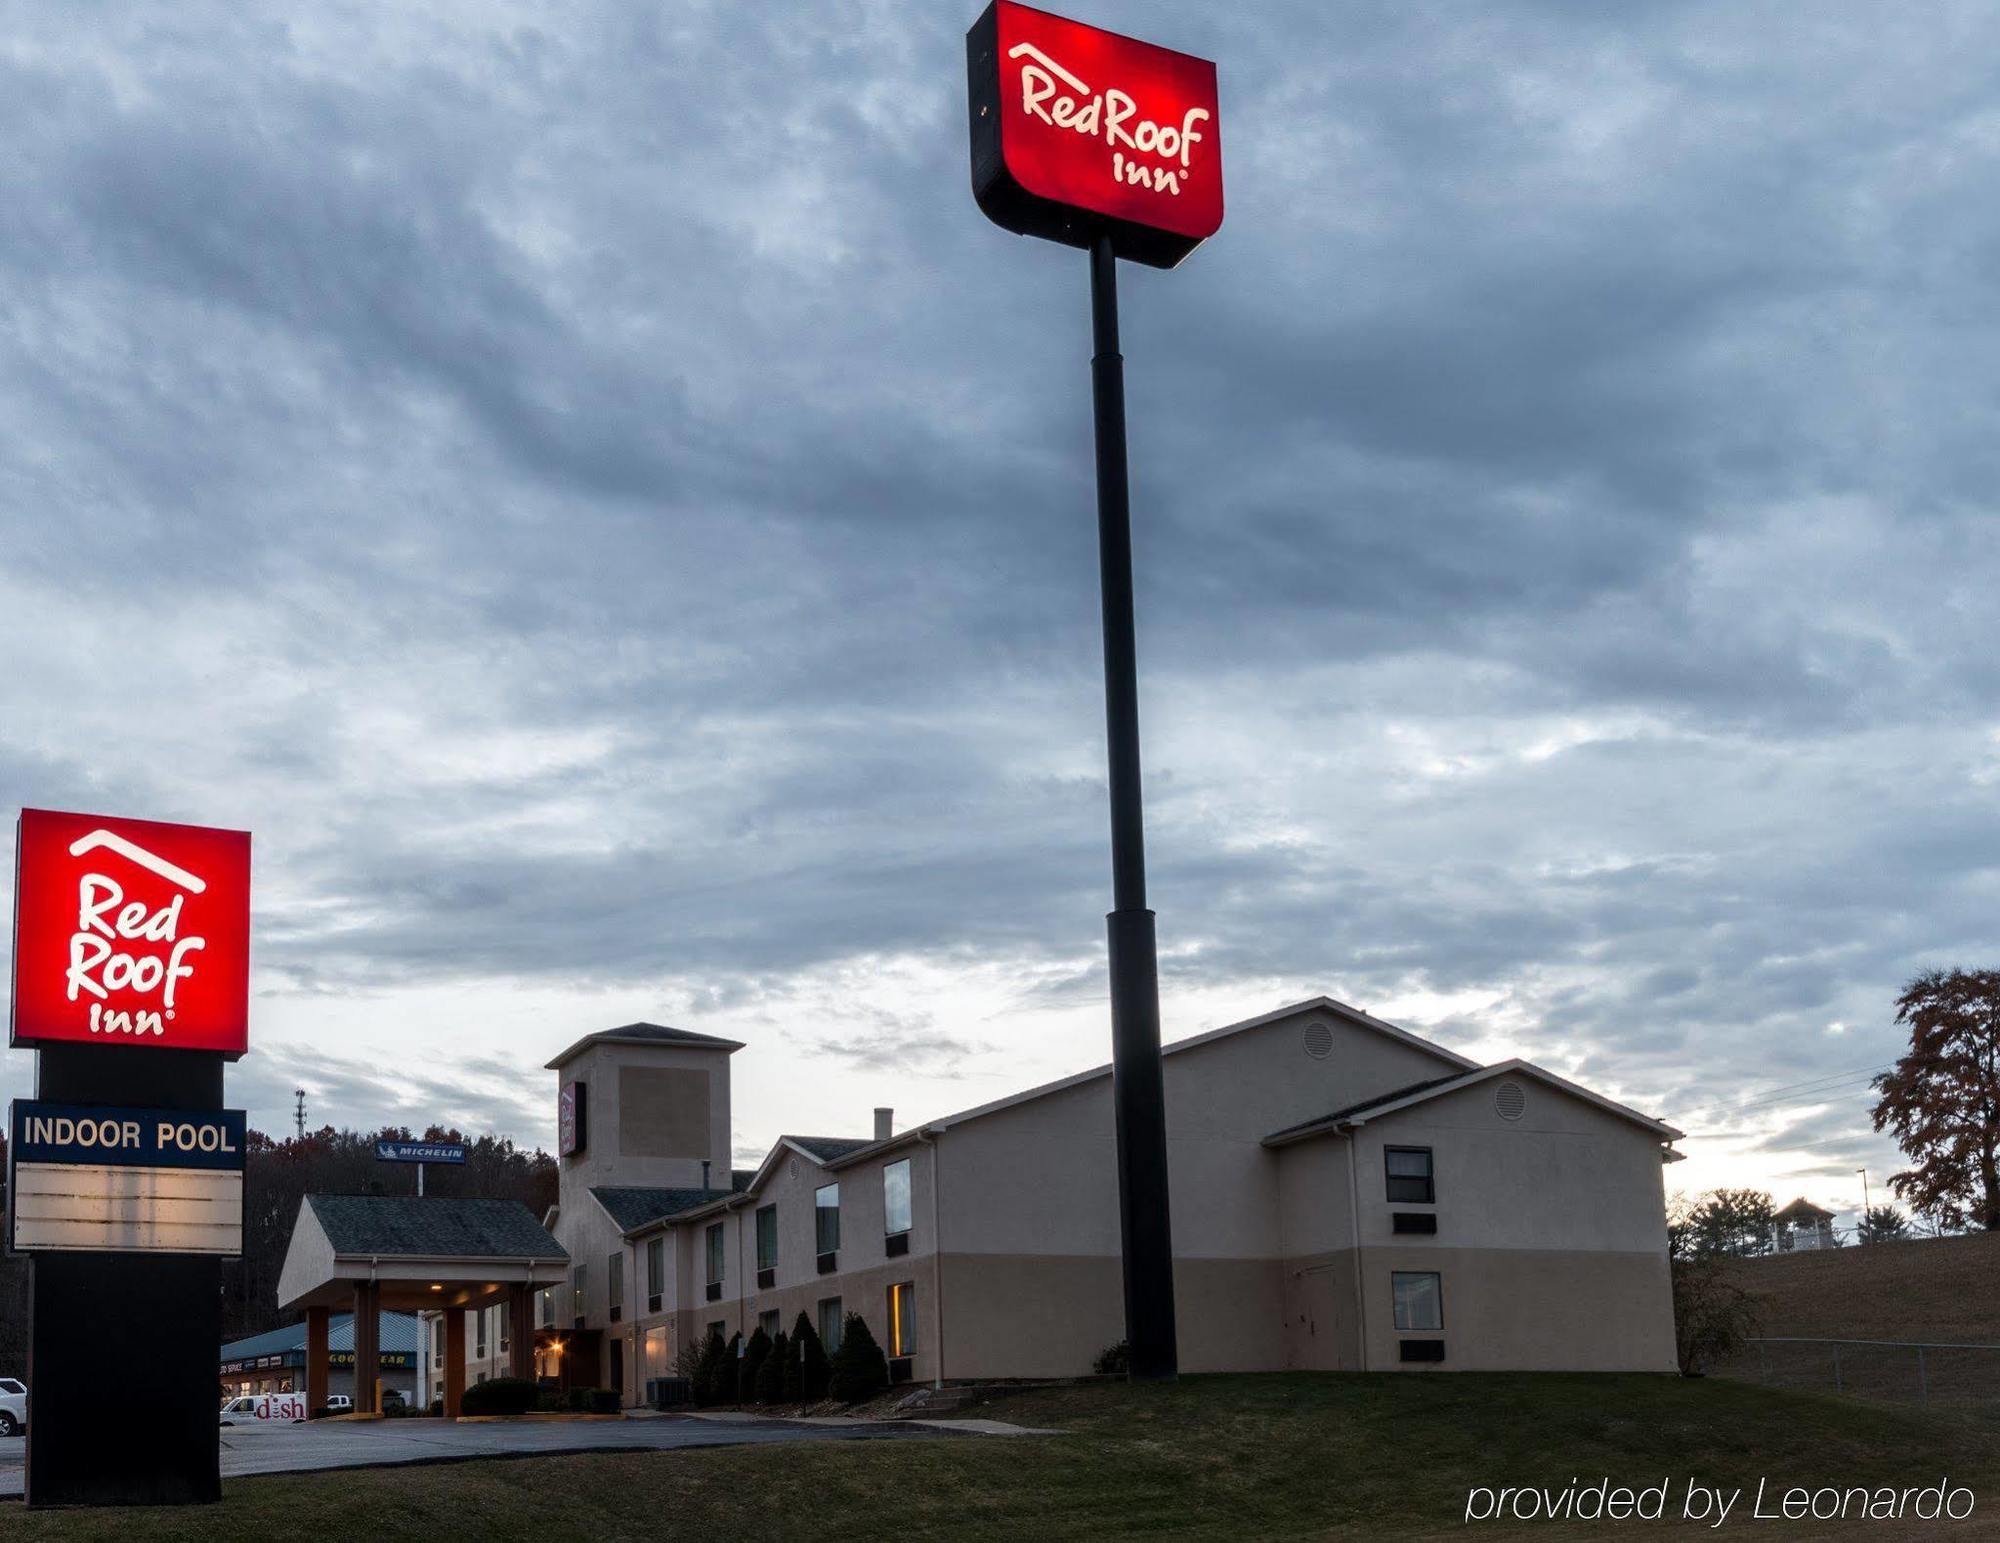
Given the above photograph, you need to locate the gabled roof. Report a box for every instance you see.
[814,996,1482,1172]
[1261,1059,1683,1147]
[591,1185,738,1235]
[544,1021,744,1070]
[220,1313,421,1365]
[786,1136,872,1164]
[1774,1197,1834,1223]
[1263,1074,1472,1143]
[305,1195,568,1260]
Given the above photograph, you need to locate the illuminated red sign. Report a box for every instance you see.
[968,1,1222,268]
[10,809,250,1056]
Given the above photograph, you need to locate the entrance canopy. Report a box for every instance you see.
[278,1194,568,1314]
[277,1194,568,1416]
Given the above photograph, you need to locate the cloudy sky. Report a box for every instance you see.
[4,1,1995,1225]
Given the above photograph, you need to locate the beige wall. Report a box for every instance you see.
[549,1036,740,1389]
[553,1040,733,1200]
[552,1004,1677,1392]
[935,1007,1466,1266]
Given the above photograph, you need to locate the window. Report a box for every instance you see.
[706,1223,726,1285]
[643,1326,669,1381]
[815,1183,840,1255]
[573,1263,588,1328]
[888,1282,918,1358]
[706,1320,726,1344]
[1391,1271,1443,1332]
[818,1298,844,1355]
[539,1287,555,1329]
[883,1158,913,1237]
[500,1307,510,1354]
[756,1204,779,1272]
[608,1252,624,1322]
[1385,1147,1435,1205]
[759,1309,781,1340]
[475,1308,487,1358]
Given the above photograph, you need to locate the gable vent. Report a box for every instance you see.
[1302,1021,1334,1060]
[1495,1080,1527,1121]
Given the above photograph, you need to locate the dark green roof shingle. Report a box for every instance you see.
[306,1195,566,1260]
[591,1186,735,1234]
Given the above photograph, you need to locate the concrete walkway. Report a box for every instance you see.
[0,1413,952,1498]
[674,1410,1062,1437]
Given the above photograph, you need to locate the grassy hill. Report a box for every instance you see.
[1718,1232,2000,1408]
[10,1374,2000,1541]
[1724,1231,2000,1340]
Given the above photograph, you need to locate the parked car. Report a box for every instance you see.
[219,1393,308,1426]
[380,1389,406,1412]
[323,1394,352,1415]
[0,1378,25,1437]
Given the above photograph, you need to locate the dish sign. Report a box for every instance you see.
[10,809,251,1055]
[968,0,1222,268]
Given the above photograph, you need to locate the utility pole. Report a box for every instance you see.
[1857,1167,1869,1222]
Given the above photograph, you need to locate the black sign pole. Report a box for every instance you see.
[1089,233,1178,1381]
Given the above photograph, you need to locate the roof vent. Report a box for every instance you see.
[1302,1021,1334,1060]
[1495,1081,1526,1121]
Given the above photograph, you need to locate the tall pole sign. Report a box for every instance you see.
[7,808,251,1506]
[969,1,1223,1381]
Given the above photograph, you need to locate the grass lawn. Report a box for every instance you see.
[9,1373,2000,1541]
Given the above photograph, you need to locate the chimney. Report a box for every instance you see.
[874,1107,893,1142]
[701,1159,712,1190]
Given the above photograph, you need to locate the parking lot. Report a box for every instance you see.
[0,1412,948,1498]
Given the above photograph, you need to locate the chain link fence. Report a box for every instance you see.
[1719,1337,2000,1412]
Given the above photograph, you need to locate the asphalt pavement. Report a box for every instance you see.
[0,1411,949,1498]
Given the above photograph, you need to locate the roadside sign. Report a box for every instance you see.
[10,808,251,1055]
[968,0,1223,268]
[374,1140,466,1165]
[7,1100,245,1256]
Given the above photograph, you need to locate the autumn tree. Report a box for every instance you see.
[1871,968,2000,1232]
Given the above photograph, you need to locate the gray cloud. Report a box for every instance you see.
[1,1,1995,1202]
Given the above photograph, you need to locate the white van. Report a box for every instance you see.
[0,1378,25,1437]
[219,1392,308,1426]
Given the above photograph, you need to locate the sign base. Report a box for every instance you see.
[25,1045,225,1508]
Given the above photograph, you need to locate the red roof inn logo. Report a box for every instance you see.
[968,0,1223,268]
[10,809,250,1055]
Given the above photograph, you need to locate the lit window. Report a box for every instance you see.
[815,1183,840,1254]
[1385,1147,1435,1205]
[818,1298,844,1355]
[888,1282,917,1358]
[1391,1271,1443,1332]
[757,1204,779,1272]
[706,1223,726,1286]
[883,1159,913,1237]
